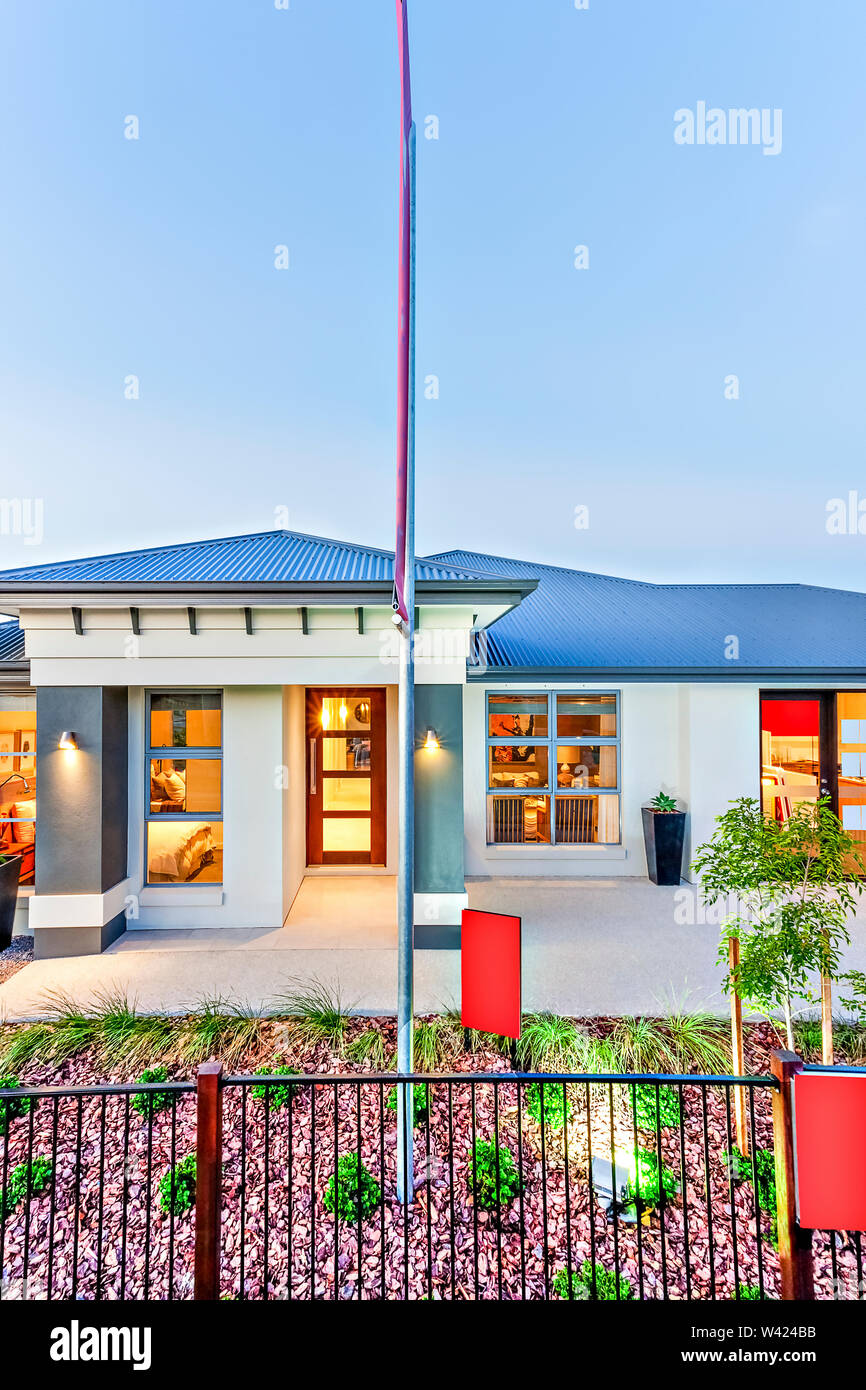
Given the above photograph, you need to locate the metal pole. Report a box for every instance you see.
[396,120,417,1205]
[770,1049,814,1300]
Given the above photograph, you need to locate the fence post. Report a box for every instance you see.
[821,971,834,1065]
[728,937,748,1155]
[194,1061,223,1301]
[770,1049,814,1300]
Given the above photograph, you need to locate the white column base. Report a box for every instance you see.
[413,891,468,927]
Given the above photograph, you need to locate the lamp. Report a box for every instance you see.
[58,731,78,751]
[423,728,440,752]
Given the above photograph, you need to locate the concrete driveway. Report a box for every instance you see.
[2,876,866,1022]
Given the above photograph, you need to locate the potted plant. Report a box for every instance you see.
[642,791,686,885]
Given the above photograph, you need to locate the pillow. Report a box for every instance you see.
[13,801,36,845]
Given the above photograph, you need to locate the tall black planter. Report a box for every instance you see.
[0,855,22,951]
[642,808,686,886]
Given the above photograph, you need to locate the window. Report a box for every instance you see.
[486,692,620,845]
[146,692,223,884]
[0,694,36,885]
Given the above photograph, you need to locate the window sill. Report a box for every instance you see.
[139,887,225,907]
[483,845,627,862]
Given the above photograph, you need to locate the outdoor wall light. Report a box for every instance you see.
[423,728,440,752]
[58,731,78,751]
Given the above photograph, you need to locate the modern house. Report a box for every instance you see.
[1,528,865,960]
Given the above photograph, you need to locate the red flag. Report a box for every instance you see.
[393,0,413,621]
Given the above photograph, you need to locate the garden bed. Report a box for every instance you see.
[0,1012,863,1301]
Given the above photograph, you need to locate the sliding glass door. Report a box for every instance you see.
[760,690,866,862]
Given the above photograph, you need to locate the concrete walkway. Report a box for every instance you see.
[3,876,866,1022]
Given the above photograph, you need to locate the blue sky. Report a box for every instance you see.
[1,0,865,587]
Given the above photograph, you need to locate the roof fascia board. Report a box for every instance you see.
[471,666,866,682]
[0,579,536,611]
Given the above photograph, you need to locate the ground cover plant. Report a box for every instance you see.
[524,1079,572,1131]
[130,1066,175,1119]
[251,1061,299,1110]
[0,1073,32,1136]
[158,1155,197,1217]
[2,1156,53,1218]
[467,1140,522,1212]
[629,1082,682,1131]
[553,1259,635,1301]
[386,1081,429,1127]
[627,1149,679,1209]
[323,1152,381,1223]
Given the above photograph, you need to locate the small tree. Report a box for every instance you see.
[692,797,863,1050]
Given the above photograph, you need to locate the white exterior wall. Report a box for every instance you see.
[678,683,760,878]
[464,680,761,880]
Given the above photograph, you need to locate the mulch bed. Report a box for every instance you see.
[0,935,33,987]
[0,1019,862,1301]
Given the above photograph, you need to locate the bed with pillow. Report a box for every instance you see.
[147,820,214,882]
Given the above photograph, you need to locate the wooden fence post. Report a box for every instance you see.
[194,1061,223,1301]
[770,1049,814,1300]
[821,970,834,1066]
[728,936,748,1155]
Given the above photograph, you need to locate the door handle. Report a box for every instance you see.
[309,738,317,795]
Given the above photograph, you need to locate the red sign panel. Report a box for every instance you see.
[461,909,521,1040]
[794,1071,866,1230]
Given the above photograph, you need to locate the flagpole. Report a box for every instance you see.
[396,120,416,1205]
[395,2,416,1206]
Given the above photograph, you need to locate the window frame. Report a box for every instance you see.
[485,690,621,846]
[145,689,224,886]
[0,692,37,880]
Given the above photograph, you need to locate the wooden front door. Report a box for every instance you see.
[306,689,387,866]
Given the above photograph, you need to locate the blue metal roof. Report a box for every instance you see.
[0,619,25,663]
[0,531,497,588]
[427,550,866,673]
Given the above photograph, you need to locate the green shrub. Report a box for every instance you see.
[727,1147,776,1219]
[0,1074,33,1137]
[629,1083,682,1131]
[251,1061,300,1110]
[467,1140,522,1212]
[726,1147,778,1246]
[130,1066,174,1119]
[2,1156,53,1217]
[386,1083,429,1127]
[550,1268,591,1300]
[553,1259,634,1301]
[323,1153,381,1223]
[158,1154,197,1217]
[525,1080,572,1131]
[736,1283,773,1301]
[627,1149,679,1208]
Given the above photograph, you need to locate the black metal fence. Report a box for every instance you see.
[0,1067,863,1301]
